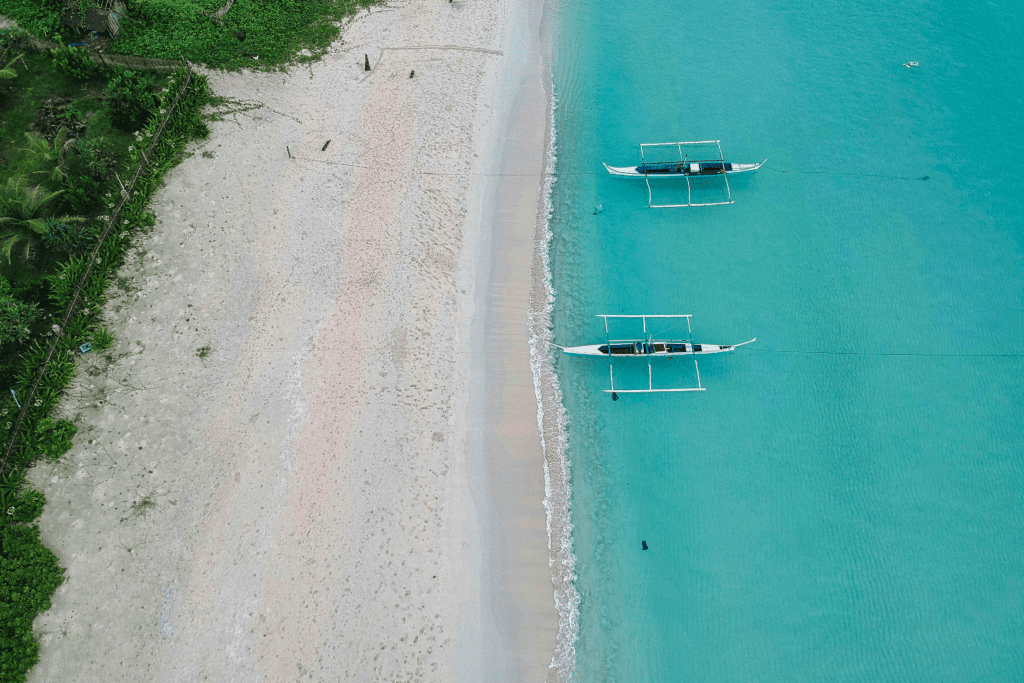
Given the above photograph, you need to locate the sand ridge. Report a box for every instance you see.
[26,0,555,679]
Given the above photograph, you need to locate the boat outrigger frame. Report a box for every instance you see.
[604,141,766,208]
[582,315,756,395]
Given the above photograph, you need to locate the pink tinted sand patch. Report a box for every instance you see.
[250,105,418,680]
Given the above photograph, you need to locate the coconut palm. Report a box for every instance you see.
[22,127,76,183]
[0,177,84,264]
[0,51,26,80]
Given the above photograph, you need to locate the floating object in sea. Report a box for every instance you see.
[604,140,766,207]
[920,175,929,180]
[557,314,756,395]
[904,61,919,68]
[593,203,603,215]
[642,541,649,550]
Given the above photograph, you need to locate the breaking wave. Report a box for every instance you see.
[528,88,579,683]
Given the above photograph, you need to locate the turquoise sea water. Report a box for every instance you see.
[546,0,1024,680]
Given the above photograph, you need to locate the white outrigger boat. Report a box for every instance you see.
[558,315,755,396]
[604,141,766,207]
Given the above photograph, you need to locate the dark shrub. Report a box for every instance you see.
[60,138,118,215]
[41,217,92,253]
[0,276,40,345]
[105,70,159,132]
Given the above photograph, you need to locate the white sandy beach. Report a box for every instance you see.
[25,0,558,680]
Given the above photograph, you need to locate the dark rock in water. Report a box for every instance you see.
[642,540,648,550]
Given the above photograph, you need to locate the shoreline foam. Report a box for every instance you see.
[528,87,580,683]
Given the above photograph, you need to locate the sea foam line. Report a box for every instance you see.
[528,87,579,683]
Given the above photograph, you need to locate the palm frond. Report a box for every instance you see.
[0,53,26,80]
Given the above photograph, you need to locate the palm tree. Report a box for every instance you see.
[22,127,76,183]
[0,177,84,264]
[0,51,26,80]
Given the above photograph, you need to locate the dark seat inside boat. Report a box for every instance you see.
[667,343,687,353]
[640,163,677,174]
[693,344,703,352]
[609,344,635,355]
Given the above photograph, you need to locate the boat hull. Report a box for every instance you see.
[562,341,738,357]
[604,160,765,178]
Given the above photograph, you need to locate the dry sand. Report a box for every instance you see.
[25,0,558,680]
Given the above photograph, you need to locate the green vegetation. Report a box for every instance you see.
[0,513,65,683]
[49,43,104,83]
[0,0,380,674]
[0,178,83,264]
[90,325,114,350]
[0,26,211,678]
[2,0,376,70]
[105,70,159,131]
[0,276,39,345]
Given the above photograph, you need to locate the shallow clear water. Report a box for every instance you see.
[547,0,1024,680]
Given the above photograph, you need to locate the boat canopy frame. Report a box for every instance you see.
[598,314,706,394]
[639,141,734,208]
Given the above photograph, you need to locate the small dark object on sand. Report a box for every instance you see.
[322,140,331,152]
[365,54,371,71]
[410,70,415,78]
[642,541,648,550]
[237,30,246,41]
[287,146,291,158]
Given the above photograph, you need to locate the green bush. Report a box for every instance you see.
[50,44,105,82]
[40,217,92,253]
[0,277,39,346]
[8,489,45,524]
[91,326,114,350]
[104,70,158,132]
[0,521,65,683]
[0,65,210,683]
[60,138,118,217]
[31,417,76,460]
